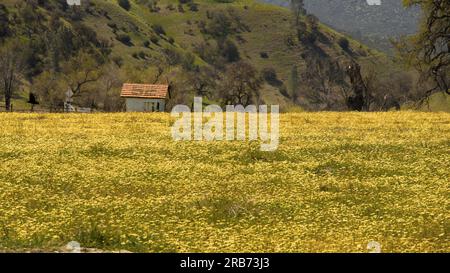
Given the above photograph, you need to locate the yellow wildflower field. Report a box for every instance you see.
[0,112,448,252]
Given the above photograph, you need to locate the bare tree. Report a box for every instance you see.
[290,0,306,27]
[0,40,25,111]
[219,61,262,106]
[302,58,347,110]
[151,57,166,84]
[345,63,414,111]
[97,63,124,111]
[395,0,449,101]
[61,51,103,100]
[188,67,217,98]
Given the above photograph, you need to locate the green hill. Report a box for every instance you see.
[1,0,385,110]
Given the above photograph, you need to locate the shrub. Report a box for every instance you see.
[107,22,117,30]
[338,37,350,51]
[152,24,166,36]
[163,48,182,66]
[188,3,199,12]
[138,51,147,59]
[118,0,131,11]
[262,67,282,87]
[278,84,290,98]
[262,67,277,82]
[143,40,151,48]
[150,35,160,44]
[116,33,132,45]
[112,56,123,67]
[206,11,232,39]
[221,39,240,63]
[181,52,197,71]
[260,52,269,59]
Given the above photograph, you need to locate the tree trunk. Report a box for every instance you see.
[5,94,11,112]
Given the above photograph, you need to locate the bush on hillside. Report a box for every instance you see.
[118,0,131,11]
[262,67,283,87]
[338,37,350,51]
[152,24,166,36]
[116,33,132,46]
[188,3,199,12]
[260,52,269,59]
[221,39,240,63]
[150,35,160,45]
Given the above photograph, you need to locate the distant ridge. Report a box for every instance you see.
[261,0,421,53]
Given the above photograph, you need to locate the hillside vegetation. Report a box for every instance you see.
[0,112,449,252]
[1,0,384,111]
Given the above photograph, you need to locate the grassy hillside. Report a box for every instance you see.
[2,0,384,109]
[0,112,448,252]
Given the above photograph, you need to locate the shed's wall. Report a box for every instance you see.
[125,98,166,112]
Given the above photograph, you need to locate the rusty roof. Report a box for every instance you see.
[121,83,169,99]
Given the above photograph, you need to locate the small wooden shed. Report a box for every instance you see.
[120,83,170,112]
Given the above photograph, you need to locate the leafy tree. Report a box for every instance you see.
[206,11,233,41]
[181,52,197,71]
[32,71,66,111]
